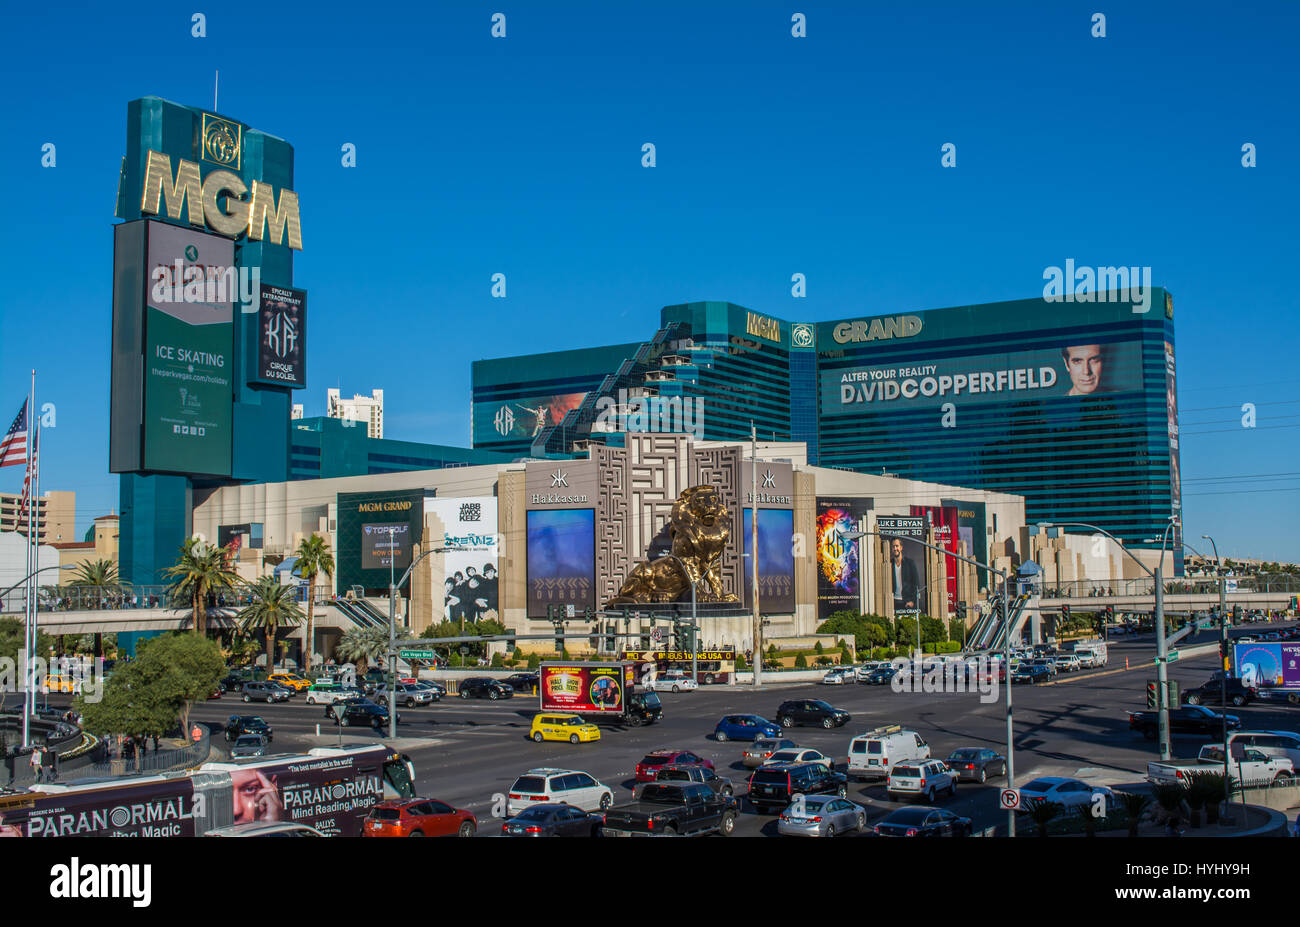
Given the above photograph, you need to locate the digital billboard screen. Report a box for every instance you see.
[823,338,1144,414]
[526,509,595,617]
[943,499,988,590]
[361,523,411,570]
[912,505,960,613]
[218,522,264,552]
[816,498,873,619]
[878,516,928,617]
[1235,642,1300,690]
[256,284,306,388]
[743,508,795,614]
[475,392,587,444]
[539,663,627,713]
[142,222,234,476]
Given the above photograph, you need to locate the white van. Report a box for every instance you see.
[1073,640,1107,668]
[847,724,931,781]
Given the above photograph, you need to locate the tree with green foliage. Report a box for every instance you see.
[794,653,808,668]
[919,616,947,645]
[335,625,411,675]
[76,660,178,771]
[127,632,225,734]
[293,534,335,675]
[0,617,53,670]
[164,537,239,636]
[235,575,304,674]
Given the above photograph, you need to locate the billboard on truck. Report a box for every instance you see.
[1234,642,1300,692]
[540,662,635,714]
[0,775,196,838]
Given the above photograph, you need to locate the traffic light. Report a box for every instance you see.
[956,601,967,622]
[1061,603,1071,621]
[1146,680,1159,708]
[1166,680,1180,706]
[605,623,617,652]
[1232,604,1242,625]
[1105,604,1114,622]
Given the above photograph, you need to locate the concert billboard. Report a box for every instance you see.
[526,508,596,617]
[877,516,928,617]
[816,498,873,619]
[426,497,499,623]
[256,284,307,388]
[742,508,796,614]
[912,505,960,613]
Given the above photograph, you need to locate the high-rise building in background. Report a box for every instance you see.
[291,404,304,420]
[327,388,384,439]
[472,293,1180,561]
[0,489,75,543]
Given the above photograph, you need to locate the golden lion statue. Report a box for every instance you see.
[606,485,740,605]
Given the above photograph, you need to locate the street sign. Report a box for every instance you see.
[458,645,470,656]
[399,649,436,660]
[1166,650,1180,663]
[565,604,576,618]
[999,788,1020,810]
[1225,578,1239,594]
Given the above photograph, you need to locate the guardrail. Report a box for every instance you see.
[1039,576,1300,598]
[1,584,336,615]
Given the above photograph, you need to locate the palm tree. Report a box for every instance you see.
[293,534,335,675]
[335,625,411,676]
[66,559,125,654]
[164,538,238,635]
[1117,790,1152,837]
[236,575,305,674]
[1028,800,1063,837]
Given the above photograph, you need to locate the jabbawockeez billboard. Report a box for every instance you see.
[425,497,499,623]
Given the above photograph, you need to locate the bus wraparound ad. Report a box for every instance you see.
[0,745,414,837]
[622,650,736,685]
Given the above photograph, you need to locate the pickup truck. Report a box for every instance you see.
[1146,744,1296,787]
[601,782,738,837]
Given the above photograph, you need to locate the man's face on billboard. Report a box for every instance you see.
[891,539,904,564]
[1064,345,1103,394]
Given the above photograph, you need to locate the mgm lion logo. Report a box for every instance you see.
[606,485,740,605]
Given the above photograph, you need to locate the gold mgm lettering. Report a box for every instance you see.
[140,150,303,251]
[746,312,781,343]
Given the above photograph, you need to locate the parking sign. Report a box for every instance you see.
[999,788,1020,810]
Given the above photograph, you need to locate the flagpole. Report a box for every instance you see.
[22,371,34,749]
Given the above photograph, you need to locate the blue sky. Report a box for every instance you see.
[1,1,1297,559]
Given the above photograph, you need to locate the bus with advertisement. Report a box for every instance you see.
[0,744,414,838]
[621,649,737,685]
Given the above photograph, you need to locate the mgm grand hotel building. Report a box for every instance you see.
[192,289,1178,656]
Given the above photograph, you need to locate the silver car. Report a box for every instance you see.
[777,795,867,837]
[230,734,268,758]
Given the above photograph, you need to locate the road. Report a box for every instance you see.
[174,621,1300,836]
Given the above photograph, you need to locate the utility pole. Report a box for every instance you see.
[750,423,762,689]
[1203,534,1230,810]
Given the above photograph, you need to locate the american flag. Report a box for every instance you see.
[19,425,38,533]
[0,400,28,468]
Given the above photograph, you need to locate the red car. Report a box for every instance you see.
[362,799,477,837]
[635,749,714,783]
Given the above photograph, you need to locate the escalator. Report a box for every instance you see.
[986,594,1032,653]
[330,597,383,629]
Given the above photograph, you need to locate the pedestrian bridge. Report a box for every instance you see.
[0,586,395,636]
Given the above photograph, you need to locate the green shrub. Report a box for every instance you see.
[767,643,778,656]
[490,652,505,668]
[815,656,834,666]
[794,654,808,668]
[736,654,749,670]
[526,653,540,669]
[814,641,824,654]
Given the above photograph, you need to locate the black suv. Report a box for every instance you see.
[225,715,273,742]
[501,673,539,694]
[775,699,851,729]
[747,761,848,813]
[458,677,514,700]
[1183,678,1255,707]
[327,699,398,728]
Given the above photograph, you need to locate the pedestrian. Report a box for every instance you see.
[152,733,159,751]
[29,747,42,783]
[46,748,57,782]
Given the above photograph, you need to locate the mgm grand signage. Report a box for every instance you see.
[140,146,303,250]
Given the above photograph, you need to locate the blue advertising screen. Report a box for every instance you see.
[742,508,795,614]
[526,509,596,617]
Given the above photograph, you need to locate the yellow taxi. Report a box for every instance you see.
[269,672,311,692]
[43,674,76,694]
[529,713,601,744]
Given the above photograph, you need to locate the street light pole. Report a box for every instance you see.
[1204,533,1230,811]
[387,527,398,741]
[1041,517,1177,761]
[750,423,761,690]
[843,528,1016,834]
[654,552,698,683]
